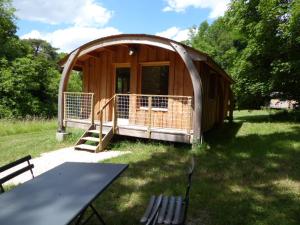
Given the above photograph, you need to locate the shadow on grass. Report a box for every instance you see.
[235,110,300,123]
[200,124,300,225]
[84,117,300,225]
[89,141,191,225]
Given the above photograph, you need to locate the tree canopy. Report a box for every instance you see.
[0,0,299,118]
[188,0,300,108]
[0,0,70,118]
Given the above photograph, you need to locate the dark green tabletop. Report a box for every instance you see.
[0,162,128,225]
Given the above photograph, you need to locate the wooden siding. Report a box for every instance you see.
[198,63,231,131]
[82,45,193,130]
[80,44,230,132]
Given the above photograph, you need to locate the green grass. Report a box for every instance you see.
[86,109,300,225]
[0,119,83,166]
[1,110,300,225]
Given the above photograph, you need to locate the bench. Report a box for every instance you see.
[0,155,34,193]
[140,157,195,225]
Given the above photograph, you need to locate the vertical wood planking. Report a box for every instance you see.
[130,51,138,124]
[101,54,107,119]
[168,52,175,128]
[106,51,113,120]
[80,45,234,132]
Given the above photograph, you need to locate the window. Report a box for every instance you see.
[141,65,169,108]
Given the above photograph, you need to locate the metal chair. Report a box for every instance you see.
[0,155,34,193]
[140,157,195,225]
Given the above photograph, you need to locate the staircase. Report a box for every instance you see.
[75,124,114,152]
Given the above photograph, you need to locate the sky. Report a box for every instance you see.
[13,0,230,52]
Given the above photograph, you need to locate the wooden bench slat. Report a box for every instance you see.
[140,195,156,223]
[164,196,176,224]
[146,194,163,225]
[172,196,183,224]
[157,195,169,224]
[140,157,195,225]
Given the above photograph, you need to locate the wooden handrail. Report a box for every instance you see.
[63,92,94,94]
[115,93,193,99]
[98,94,116,151]
[97,95,116,115]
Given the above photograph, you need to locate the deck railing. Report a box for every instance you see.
[64,92,193,133]
[115,94,193,132]
[63,92,94,125]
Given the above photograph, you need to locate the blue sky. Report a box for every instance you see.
[13,0,229,52]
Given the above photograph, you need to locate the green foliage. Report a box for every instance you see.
[189,0,300,109]
[0,0,83,118]
[0,0,15,40]
[23,39,59,62]
[188,19,241,71]
[0,0,31,60]
[68,71,83,92]
[0,56,60,117]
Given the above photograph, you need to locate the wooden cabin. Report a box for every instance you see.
[57,34,234,152]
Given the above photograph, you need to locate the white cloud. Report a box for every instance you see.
[13,0,112,27]
[21,26,121,52]
[156,27,190,42]
[163,0,230,18]
[15,0,119,52]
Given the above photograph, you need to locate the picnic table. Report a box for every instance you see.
[0,162,128,225]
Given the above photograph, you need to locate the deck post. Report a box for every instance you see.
[63,93,66,127]
[91,93,94,125]
[58,49,81,132]
[148,96,152,138]
[99,110,103,151]
[188,97,193,134]
[171,42,204,143]
[113,95,117,133]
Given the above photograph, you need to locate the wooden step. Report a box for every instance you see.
[87,129,100,134]
[75,144,97,151]
[87,129,109,135]
[94,125,112,133]
[81,136,99,142]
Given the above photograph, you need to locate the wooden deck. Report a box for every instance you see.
[65,118,193,144]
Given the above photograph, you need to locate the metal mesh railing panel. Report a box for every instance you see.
[116,94,193,131]
[64,92,93,121]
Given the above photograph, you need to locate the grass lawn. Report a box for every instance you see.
[90,109,300,225]
[0,119,82,166]
[1,110,299,225]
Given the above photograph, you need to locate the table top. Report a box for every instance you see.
[0,162,128,225]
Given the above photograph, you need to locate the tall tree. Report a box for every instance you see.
[228,0,300,107]
[0,0,64,118]
[189,0,300,108]
[0,0,29,60]
[23,39,59,62]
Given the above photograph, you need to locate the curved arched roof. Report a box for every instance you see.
[59,34,233,83]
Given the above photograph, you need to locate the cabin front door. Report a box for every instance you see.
[115,67,130,119]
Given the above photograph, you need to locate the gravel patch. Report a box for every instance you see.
[1,147,130,185]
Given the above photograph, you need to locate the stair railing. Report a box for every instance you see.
[96,95,116,148]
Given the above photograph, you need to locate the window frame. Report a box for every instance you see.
[139,62,170,109]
